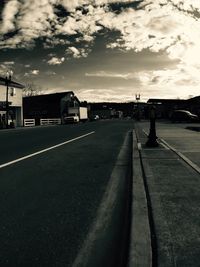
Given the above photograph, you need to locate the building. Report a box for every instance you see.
[147,96,200,119]
[187,96,200,117]
[147,98,188,119]
[89,102,135,119]
[23,91,81,125]
[0,77,24,128]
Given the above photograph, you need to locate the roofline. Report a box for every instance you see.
[23,91,80,104]
[188,95,200,101]
[23,91,75,98]
[147,98,186,103]
[0,77,25,89]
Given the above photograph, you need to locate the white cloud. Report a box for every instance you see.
[44,37,71,49]
[0,0,104,52]
[67,46,89,58]
[1,0,200,59]
[24,69,40,76]
[47,57,65,65]
[1,0,57,48]
[103,4,191,53]
[76,88,135,102]
[0,0,20,34]
[0,62,15,77]
[68,47,80,58]
[85,71,137,79]
[31,70,39,75]
[134,63,200,99]
[60,0,88,12]
[0,65,9,76]
[58,16,78,35]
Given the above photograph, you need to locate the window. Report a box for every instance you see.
[10,88,16,96]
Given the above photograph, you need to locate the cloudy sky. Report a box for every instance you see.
[0,0,200,102]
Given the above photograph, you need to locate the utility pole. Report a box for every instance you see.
[5,70,13,128]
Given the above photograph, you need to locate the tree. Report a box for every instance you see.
[23,82,42,96]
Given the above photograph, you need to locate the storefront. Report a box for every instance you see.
[0,77,24,128]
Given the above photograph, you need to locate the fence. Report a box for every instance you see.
[40,118,61,126]
[24,119,35,127]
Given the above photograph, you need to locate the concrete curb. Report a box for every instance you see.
[128,130,152,267]
[72,131,132,267]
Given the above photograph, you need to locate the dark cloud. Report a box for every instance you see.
[109,0,143,13]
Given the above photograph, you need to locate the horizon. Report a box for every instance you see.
[1,1,200,102]
[22,88,195,104]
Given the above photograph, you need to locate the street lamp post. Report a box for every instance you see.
[5,70,13,128]
[135,94,140,121]
[146,105,159,147]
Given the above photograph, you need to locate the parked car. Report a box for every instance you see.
[90,115,100,121]
[171,110,199,122]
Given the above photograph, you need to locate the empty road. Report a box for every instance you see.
[0,120,134,267]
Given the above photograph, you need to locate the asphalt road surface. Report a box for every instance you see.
[0,120,134,267]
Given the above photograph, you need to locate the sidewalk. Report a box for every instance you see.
[130,121,200,267]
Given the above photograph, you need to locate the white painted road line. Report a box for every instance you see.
[0,131,95,169]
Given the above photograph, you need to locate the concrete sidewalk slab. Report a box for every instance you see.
[133,122,200,267]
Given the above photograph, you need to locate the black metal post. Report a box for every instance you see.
[146,105,159,147]
[135,94,140,121]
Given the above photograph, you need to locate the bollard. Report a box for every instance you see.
[146,105,159,147]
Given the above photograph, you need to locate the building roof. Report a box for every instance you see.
[23,91,74,99]
[147,98,186,104]
[188,95,200,102]
[23,91,80,105]
[0,77,25,89]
